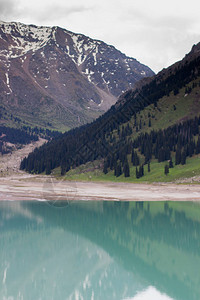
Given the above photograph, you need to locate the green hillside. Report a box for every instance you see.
[48,79,200,183]
[0,99,102,132]
[121,79,200,133]
[20,42,200,183]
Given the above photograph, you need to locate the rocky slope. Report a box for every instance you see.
[0,21,154,129]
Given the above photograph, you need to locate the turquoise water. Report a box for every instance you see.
[0,200,200,300]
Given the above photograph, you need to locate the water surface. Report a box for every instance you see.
[0,200,200,300]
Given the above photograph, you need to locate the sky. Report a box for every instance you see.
[0,0,200,73]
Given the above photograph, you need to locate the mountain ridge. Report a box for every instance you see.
[0,21,154,130]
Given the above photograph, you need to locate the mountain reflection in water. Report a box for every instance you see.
[0,200,200,300]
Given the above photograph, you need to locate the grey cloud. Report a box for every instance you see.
[21,4,93,23]
[0,0,19,18]
[121,7,194,32]
[152,15,195,32]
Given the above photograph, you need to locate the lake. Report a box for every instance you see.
[0,200,200,300]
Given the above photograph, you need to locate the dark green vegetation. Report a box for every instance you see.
[0,123,61,154]
[0,125,38,154]
[0,101,73,132]
[20,43,200,182]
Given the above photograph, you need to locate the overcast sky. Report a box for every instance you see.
[0,0,200,73]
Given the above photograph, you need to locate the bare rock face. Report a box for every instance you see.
[0,21,154,129]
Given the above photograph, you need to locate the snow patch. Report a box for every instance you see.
[0,21,52,59]
[98,99,104,107]
[71,34,87,65]
[101,72,110,87]
[83,68,94,83]
[5,73,12,93]
[93,45,98,66]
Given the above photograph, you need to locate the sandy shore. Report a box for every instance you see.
[0,174,200,201]
[1,140,200,201]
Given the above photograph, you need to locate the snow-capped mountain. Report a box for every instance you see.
[0,21,154,129]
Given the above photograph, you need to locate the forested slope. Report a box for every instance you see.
[20,43,200,179]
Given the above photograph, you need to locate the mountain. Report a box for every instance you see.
[0,21,154,130]
[20,41,200,181]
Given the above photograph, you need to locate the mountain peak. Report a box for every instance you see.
[0,20,154,129]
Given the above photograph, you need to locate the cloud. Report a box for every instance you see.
[0,0,18,18]
[0,0,199,73]
[23,4,92,23]
[0,0,93,27]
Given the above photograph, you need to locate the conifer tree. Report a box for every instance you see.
[164,165,169,175]
[132,151,140,166]
[115,162,122,177]
[123,161,130,177]
[103,160,108,174]
[45,162,51,175]
[148,162,150,172]
[136,167,139,179]
[141,164,144,176]
[61,163,66,176]
[181,150,186,165]
[148,118,151,127]
[175,148,181,165]
[169,159,173,168]
[139,119,142,130]
[196,137,200,154]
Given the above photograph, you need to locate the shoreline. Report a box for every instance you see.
[1,139,200,201]
[1,173,200,201]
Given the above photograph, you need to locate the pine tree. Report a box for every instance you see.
[138,165,144,178]
[164,164,169,175]
[181,150,186,165]
[115,162,122,177]
[135,151,140,166]
[141,164,144,176]
[169,159,173,168]
[123,161,130,177]
[136,167,139,179]
[148,118,151,127]
[158,148,165,162]
[103,160,108,174]
[139,119,142,130]
[61,163,66,176]
[148,162,150,172]
[132,150,139,166]
[45,162,51,175]
[175,148,181,165]
[196,137,200,154]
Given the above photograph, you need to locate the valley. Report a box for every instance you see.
[1,21,200,195]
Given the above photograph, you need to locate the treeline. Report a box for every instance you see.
[0,124,62,155]
[20,114,200,176]
[20,126,61,140]
[0,126,38,145]
[20,53,200,174]
[103,116,200,177]
[0,126,38,154]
